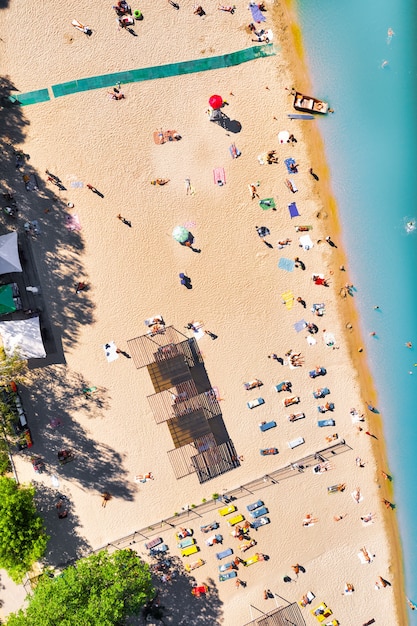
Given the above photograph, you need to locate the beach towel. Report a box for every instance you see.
[358,549,373,564]
[299,235,314,250]
[70,181,84,188]
[278,257,295,272]
[153,130,179,145]
[229,143,241,159]
[249,2,266,22]
[259,198,276,210]
[351,489,364,504]
[281,291,294,309]
[284,158,297,174]
[306,336,316,346]
[285,178,298,193]
[294,319,307,332]
[323,332,336,347]
[103,341,119,363]
[24,174,39,192]
[288,202,300,218]
[64,213,81,231]
[213,167,226,185]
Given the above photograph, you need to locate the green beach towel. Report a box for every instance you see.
[260,198,276,210]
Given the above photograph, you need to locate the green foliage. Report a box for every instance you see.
[0,349,28,387]
[6,550,154,626]
[0,477,48,583]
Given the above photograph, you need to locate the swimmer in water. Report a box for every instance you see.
[387,28,395,42]
[405,342,412,349]
[381,60,389,69]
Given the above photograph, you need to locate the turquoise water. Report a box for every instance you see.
[295,0,417,614]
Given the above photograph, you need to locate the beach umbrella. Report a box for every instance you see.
[256,226,270,238]
[278,131,290,144]
[172,226,190,243]
[209,94,223,110]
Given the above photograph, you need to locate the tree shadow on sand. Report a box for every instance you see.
[0,76,95,360]
[128,555,223,625]
[18,367,135,501]
[34,484,90,568]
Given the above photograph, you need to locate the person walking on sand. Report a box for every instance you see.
[117,214,132,227]
[249,184,260,200]
[101,492,111,507]
[297,297,306,308]
[309,167,319,181]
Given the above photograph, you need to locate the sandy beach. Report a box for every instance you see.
[0,0,406,623]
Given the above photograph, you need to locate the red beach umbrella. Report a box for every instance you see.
[209,94,223,109]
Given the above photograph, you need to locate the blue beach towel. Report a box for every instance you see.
[288,202,300,218]
[249,3,266,22]
[294,319,307,332]
[278,257,295,272]
[284,158,297,174]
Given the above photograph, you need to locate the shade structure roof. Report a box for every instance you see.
[0,232,22,274]
[0,316,46,359]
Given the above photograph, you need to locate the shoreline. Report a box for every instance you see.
[279,0,407,622]
[0,0,408,623]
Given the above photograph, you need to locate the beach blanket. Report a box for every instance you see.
[153,130,179,145]
[288,202,300,218]
[323,332,336,347]
[351,489,364,504]
[306,336,316,346]
[64,213,81,231]
[70,181,84,188]
[229,143,241,159]
[299,235,314,250]
[24,174,39,192]
[285,178,298,193]
[249,2,266,22]
[358,549,373,564]
[213,167,226,185]
[294,319,307,332]
[284,158,297,174]
[278,258,295,272]
[103,341,119,363]
[281,291,294,309]
[259,198,275,210]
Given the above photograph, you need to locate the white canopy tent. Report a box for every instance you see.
[0,232,22,274]
[0,316,46,359]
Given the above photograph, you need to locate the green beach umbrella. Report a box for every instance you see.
[172,226,190,243]
[0,284,16,315]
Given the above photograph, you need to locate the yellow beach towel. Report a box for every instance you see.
[281,291,294,310]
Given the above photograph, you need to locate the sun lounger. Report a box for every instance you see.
[201,521,219,533]
[145,537,163,551]
[244,379,262,390]
[311,602,333,621]
[313,388,330,399]
[247,397,264,409]
[219,570,237,581]
[250,506,268,519]
[288,437,305,449]
[181,545,199,557]
[218,561,235,572]
[177,537,195,549]
[239,539,257,552]
[288,202,300,218]
[318,419,335,427]
[283,395,300,407]
[309,367,326,378]
[244,553,260,566]
[299,591,315,608]
[251,516,270,529]
[216,547,233,560]
[185,558,205,572]
[213,167,226,185]
[150,543,168,555]
[275,381,291,393]
[259,421,276,432]
[288,412,305,422]
[247,500,264,512]
[327,484,344,494]
[259,198,276,210]
[284,158,297,174]
[205,534,222,546]
[191,584,208,596]
[260,448,278,456]
[317,403,334,413]
[218,505,236,516]
[299,235,314,250]
[228,514,244,526]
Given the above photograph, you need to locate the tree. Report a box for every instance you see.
[0,477,48,583]
[6,550,155,626]
[0,348,28,387]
